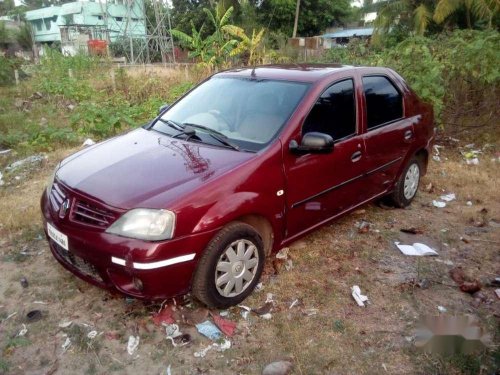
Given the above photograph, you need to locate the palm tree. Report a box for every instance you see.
[433,0,499,28]
[373,0,435,36]
[171,22,207,61]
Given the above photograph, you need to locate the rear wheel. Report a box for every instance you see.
[388,158,421,208]
[192,222,265,308]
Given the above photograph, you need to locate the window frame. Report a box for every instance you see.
[300,77,358,144]
[361,74,405,132]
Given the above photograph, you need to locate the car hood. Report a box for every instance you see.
[57,128,254,209]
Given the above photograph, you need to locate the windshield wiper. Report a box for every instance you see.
[182,123,240,151]
[156,118,185,131]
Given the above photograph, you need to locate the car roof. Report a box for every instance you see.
[216,64,383,83]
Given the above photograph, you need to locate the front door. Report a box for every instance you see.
[283,78,368,239]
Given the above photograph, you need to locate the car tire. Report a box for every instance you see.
[388,157,421,208]
[192,222,265,309]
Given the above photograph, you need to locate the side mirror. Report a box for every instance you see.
[289,132,334,155]
[158,103,170,115]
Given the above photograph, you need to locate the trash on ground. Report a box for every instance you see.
[211,313,237,337]
[471,291,489,308]
[127,335,140,355]
[437,306,447,313]
[194,344,213,358]
[0,172,3,186]
[355,220,371,233]
[17,324,28,337]
[276,248,289,259]
[449,266,482,294]
[432,200,446,208]
[303,308,319,316]
[262,360,294,375]
[152,305,175,326]
[253,302,273,316]
[495,289,500,299]
[400,227,424,235]
[87,330,98,339]
[289,299,299,309]
[394,242,438,256]
[62,336,71,352]
[424,182,434,193]
[440,193,456,202]
[0,149,12,156]
[255,282,264,291]
[351,285,369,307]
[82,138,96,147]
[260,313,272,320]
[490,277,500,287]
[466,201,473,206]
[196,320,222,341]
[460,235,471,244]
[26,310,43,323]
[165,323,190,347]
[238,305,251,320]
[58,321,73,328]
[181,307,209,326]
[20,277,29,288]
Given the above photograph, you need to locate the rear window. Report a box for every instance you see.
[362,76,403,129]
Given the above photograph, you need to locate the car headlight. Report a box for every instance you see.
[46,162,60,196]
[105,209,176,241]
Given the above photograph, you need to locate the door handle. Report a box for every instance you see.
[351,151,362,162]
[404,130,413,140]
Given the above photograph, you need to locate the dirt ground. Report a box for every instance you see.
[0,143,499,375]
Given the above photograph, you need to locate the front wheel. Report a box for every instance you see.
[192,222,265,308]
[388,158,421,208]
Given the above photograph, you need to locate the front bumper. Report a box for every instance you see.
[41,189,218,300]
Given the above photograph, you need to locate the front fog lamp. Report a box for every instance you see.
[106,209,176,241]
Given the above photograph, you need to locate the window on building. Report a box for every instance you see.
[362,76,403,129]
[115,17,123,21]
[302,79,357,141]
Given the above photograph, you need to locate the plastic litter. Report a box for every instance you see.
[440,193,456,202]
[58,321,73,328]
[351,285,369,307]
[82,139,96,147]
[211,313,237,337]
[0,171,3,186]
[17,324,28,337]
[394,242,438,256]
[181,307,209,325]
[262,360,294,375]
[196,320,222,341]
[260,313,272,320]
[432,200,446,208]
[193,339,231,358]
[194,344,213,358]
[466,201,473,206]
[62,337,71,352]
[437,306,447,313]
[127,335,140,355]
[289,299,299,309]
[276,248,289,259]
[239,305,251,320]
[152,306,175,326]
[87,330,98,339]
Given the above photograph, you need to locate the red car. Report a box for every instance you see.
[41,65,434,308]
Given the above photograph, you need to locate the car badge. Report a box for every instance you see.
[59,199,70,218]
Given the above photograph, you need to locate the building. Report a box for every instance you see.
[25,0,146,55]
[322,27,373,47]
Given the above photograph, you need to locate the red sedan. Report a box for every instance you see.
[41,64,434,308]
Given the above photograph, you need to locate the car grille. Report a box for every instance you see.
[72,200,115,228]
[52,241,102,282]
[49,182,66,212]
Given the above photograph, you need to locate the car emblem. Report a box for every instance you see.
[59,199,70,218]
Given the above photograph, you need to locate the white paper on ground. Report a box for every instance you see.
[395,242,438,256]
[440,193,456,202]
[351,285,369,307]
[432,200,446,208]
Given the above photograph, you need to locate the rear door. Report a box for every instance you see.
[361,74,415,196]
[283,78,369,239]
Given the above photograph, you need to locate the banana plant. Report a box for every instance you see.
[224,26,266,66]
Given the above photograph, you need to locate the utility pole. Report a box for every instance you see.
[292,0,300,38]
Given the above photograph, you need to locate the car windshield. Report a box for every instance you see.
[152,76,310,152]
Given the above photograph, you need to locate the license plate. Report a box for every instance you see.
[47,222,69,251]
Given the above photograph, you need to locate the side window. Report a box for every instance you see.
[362,76,403,129]
[302,79,356,141]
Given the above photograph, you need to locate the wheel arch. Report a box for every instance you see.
[415,148,429,175]
[232,214,274,256]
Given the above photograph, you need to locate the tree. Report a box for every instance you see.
[433,0,498,28]
[373,0,436,37]
[225,25,266,65]
[257,0,352,37]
